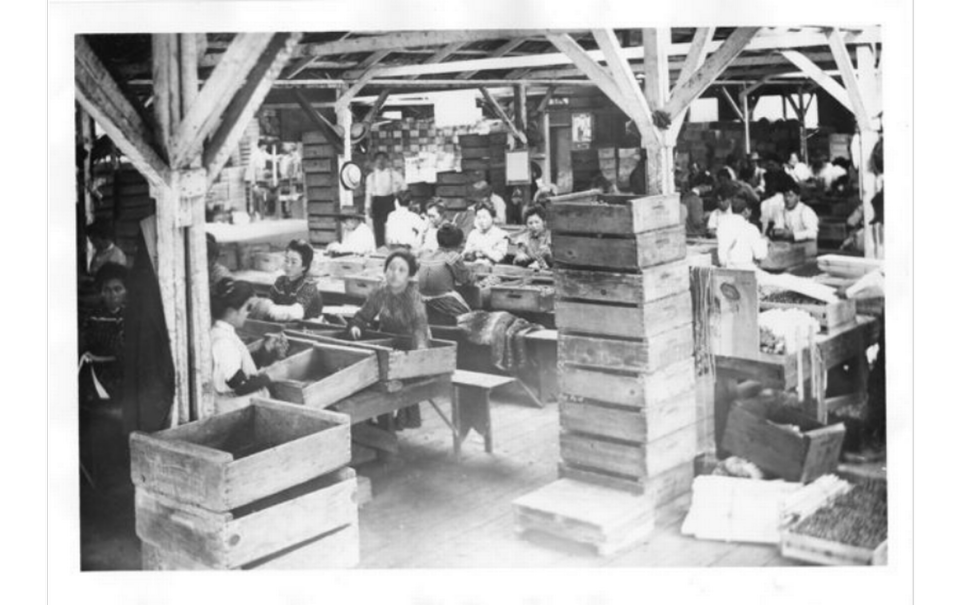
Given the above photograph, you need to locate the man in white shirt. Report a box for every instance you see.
[327,210,376,256]
[784,152,813,183]
[717,196,768,269]
[470,180,507,225]
[365,151,406,247]
[760,180,819,241]
[419,199,447,254]
[385,192,425,250]
[706,185,736,237]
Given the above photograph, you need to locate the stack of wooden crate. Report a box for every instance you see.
[93,163,155,261]
[131,398,360,570]
[435,170,484,212]
[302,130,341,247]
[550,191,698,507]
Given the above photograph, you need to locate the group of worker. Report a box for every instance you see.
[680,150,826,270]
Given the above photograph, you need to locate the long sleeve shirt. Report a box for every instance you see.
[717,214,768,269]
[331,222,376,255]
[706,206,734,233]
[513,228,553,267]
[463,225,509,263]
[760,194,819,241]
[211,320,269,410]
[417,249,473,296]
[350,283,431,349]
[364,168,406,208]
[385,207,425,249]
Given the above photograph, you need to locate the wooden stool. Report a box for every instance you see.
[435,370,514,457]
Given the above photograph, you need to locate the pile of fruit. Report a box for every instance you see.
[762,290,828,306]
[759,308,820,354]
[790,481,887,549]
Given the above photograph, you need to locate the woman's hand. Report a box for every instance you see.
[349,326,363,340]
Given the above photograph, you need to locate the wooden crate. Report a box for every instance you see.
[307,215,339,231]
[555,291,692,340]
[436,184,471,198]
[265,342,380,409]
[558,325,694,373]
[558,357,695,408]
[135,468,357,569]
[342,273,383,299]
[553,226,686,270]
[560,389,696,444]
[461,146,491,159]
[307,186,338,201]
[461,158,489,171]
[560,423,697,481]
[721,396,846,483]
[310,229,339,246]
[130,399,351,512]
[288,332,458,381]
[759,299,857,333]
[781,530,887,566]
[458,134,489,148]
[760,240,818,271]
[555,261,689,305]
[307,200,338,215]
[305,173,336,188]
[548,194,681,235]
[558,458,695,506]
[142,522,360,570]
[437,170,485,184]
[325,256,367,277]
[489,282,555,313]
[302,144,337,159]
[512,479,655,557]
[302,158,334,173]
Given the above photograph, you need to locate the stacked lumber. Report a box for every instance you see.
[131,398,360,570]
[93,163,155,261]
[512,192,694,555]
[303,130,341,247]
[435,169,485,211]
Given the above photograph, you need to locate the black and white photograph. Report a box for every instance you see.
[43,1,918,603]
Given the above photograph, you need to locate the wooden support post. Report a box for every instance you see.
[667,26,715,143]
[293,90,344,154]
[337,92,354,212]
[642,28,674,195]
[855,44,882,258]
[720,87,745,121]
[540,110,552,186]
[740,88,751,155]
[513,83,527,145]
[785,90,809,162]
[479,87,528,146]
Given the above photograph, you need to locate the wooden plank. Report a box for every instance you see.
[663,28,760,119]
[703,267,760,359]
[560,423,696,481]
[130,431,232,510]
[780,49,852,113]
[553,226,686,270]
[548,194,681,235]
[667,27,716,141]
[558,325,694,373]
[332,374,453,424]
[826,29,871,128]
[478,87,527,146]
[554,262,689,305]
[352,423,400,454]
[558,458,695,507]
[555,291,692,339]
[74,36,168,187]
[560,389,696,444]
[135,469,357,569]
[250,523,360,570]
[204,33,302,188]
[295,30,561,59]
[558,358,695,408]
[591,28,659,144]
[302,158,335,172]
[457,38,526,80]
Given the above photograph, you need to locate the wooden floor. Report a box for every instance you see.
[80,386,801,570]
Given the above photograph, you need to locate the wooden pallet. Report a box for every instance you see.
[558,325,694,374]
[558,356,695,408]
[555,291,692,340]
[136,468,358,570]
[512,478,655,557]
[553,226,687,270]
[130,399,352,512]
[559,389,696,444]
[548,193,681,235]
[554,261,689,306]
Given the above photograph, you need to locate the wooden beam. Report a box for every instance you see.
[780,49,852,113]
[457,38,525,80]
[744,74,776,96]
[784,92,802,118]
[547,33,660,146]
[170,33,275,169]
[592,29,660,144]
[409,42,466,80]
[282,55,317,80]
[335,69,379,112]
[513,83,528,134]
[273,78,597,89]
[294,30,581,58]
[534,85,557,115]
[642,28,673,195]
[667,27,715,141]
[74,35,169,187]
[480,87,528,146]
[340,49,392,79]
[826,29,871,129]
[363,90,391,124]
[663,27,760,119]
[151,35,174,158]
[204,32,302,188]
[293,89,344,148]
[720,86,745,121]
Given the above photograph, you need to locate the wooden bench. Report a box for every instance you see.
[429,370,514,458]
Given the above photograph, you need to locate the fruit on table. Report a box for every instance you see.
[791,481,887,549]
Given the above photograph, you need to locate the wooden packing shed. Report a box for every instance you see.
[76,26,882,427]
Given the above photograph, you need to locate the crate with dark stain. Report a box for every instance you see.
[490,275,555,313]
[549,193,681,235]
[265,342,380,409]
[553,226,687,270]
[136,467,358,569]
[130,399,351,512]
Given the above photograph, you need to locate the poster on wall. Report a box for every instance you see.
[572,112,593,149]
[405,153,439,184]
[506,150,531,185]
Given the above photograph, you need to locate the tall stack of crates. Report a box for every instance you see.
[549,191,698,507]
[302,131,341,247]
[131,399,360,570]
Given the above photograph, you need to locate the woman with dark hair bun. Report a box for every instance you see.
[513,205,553,269]
[418,223,474,325]
[79,262,130,402]
[252,239,323,321]
[210,279,283,413]
[349,249,431,428]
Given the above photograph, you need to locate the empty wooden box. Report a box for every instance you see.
[265,342,380,409]
[289,331,458,381]
[130,399,351,512]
